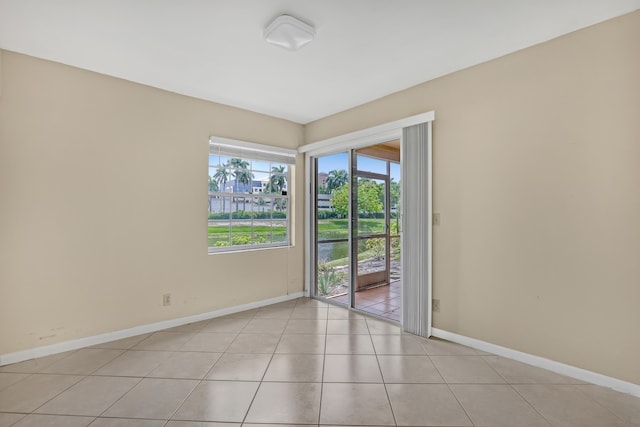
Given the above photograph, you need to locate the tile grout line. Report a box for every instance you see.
[507,383,555,427]
[365,317,398,426]
[240,300,296,425]
[425,351,476,427]
[317,304,329,426]
[572,384,629,425]
[480,356,555,426]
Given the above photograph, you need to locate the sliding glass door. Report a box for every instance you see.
[312,148,401,322]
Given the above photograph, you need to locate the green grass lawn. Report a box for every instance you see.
[317,218,394,239]
[208,224,287,246]
[207,218,398,247]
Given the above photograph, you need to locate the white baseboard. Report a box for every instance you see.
[431,328,640,398]
[0,292,304,367]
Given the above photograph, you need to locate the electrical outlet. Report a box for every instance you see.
[162,293,171,306]
[433,213,440,226]
[432,299,441,312]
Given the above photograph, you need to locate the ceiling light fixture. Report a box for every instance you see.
[264,14,315,51]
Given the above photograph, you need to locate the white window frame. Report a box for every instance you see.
[208,137,296,254]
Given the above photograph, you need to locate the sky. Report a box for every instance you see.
[317,152,400,182]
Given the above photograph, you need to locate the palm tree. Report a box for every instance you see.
[214,165,230,212]
[228,158,250,192]
[208,176,219,212]
[267,165,287,194]
[228,158,250,212]
[326,169,348,193]
[234,168,254,211]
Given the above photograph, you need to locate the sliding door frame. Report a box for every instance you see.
[301,111,434,333]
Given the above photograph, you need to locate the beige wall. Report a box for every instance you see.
[0,51,305,355]
[306,11,640,384]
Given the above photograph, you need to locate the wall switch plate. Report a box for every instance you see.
[432,299,441,312]
[162,293,171,306]
[433,213,440,226]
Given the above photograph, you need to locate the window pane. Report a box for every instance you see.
[317,241,349,297]
[252,196,269,215]
[253,171,269,194]
[252,160,271,173]
[218,195,232,216]
[357,155,387,174]
[317,153,348,175]
[390,236,401,281]
[272,220,288,243]
[231,221,251,246]
[358,217,385,236]
[230,197,249,217]
[208,193,222,214]
[357,178,385,236]
[270,173,288,195]
[272,197,288,215]
[252,226,271,245]
[208,209,231,248]
[317,217,348,241]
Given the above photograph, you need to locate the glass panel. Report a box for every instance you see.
[231,221,252,246]
[272,220,288,243]
[251,160,271,173]
[318,153,349,195]
[272,197,288,215]
[208,195,231,248]
[231,195,251,214]
[317,218,349,241]
[221,195,232,215]
[211,163,233,193]
[315,152,349,304]
[253,171,269,194]
[209,154,222,167]
[208,194,222,215]
[390,236,401,281]
[252,225,271,245]
[357,177,386,236]
[270,173,288,195]
[316,241,349,298]
[356,154,387,174]
[390,162,401,234]
[357,237,386,275]
[252,196,269,214]
[208,195,231,218]
[208,224,230,247]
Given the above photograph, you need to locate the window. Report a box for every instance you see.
[208,137,296,253]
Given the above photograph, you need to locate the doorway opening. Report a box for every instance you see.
[312,141,401,322]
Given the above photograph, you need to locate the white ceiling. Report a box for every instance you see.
[1,1,638,124]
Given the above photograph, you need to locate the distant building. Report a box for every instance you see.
[223,178,287,194]
[318,193,332,209]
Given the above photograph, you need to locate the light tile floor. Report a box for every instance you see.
[0,298,638,426]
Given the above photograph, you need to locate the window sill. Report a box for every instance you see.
[208,244,294,256]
